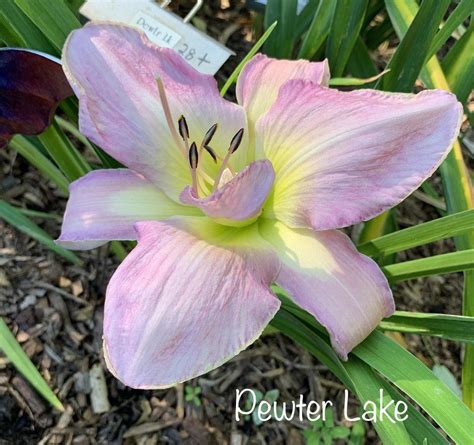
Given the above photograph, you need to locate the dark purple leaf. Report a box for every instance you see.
[0,49,73,148]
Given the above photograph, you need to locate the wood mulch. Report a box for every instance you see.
[0,1,469,444]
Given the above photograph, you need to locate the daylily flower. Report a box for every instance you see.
[0,49,72,148]
[58,23,462,389]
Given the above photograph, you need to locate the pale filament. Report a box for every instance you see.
[156,78,243,198]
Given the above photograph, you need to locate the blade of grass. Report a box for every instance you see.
[294,0,320,41]
[358,209,474,256]
[0,0,55,51]
[343,358,412,444]
[386,0,474,410]
[263,0,298,58]
[9,135,69,194]
[420,181,447,216]
[0,318,64,410]
[382,249,474,282]
[442,20,474,104]
[14,0,81,51]
[358,212,391,244]
[262,0,281,57]
[0,200,81,265]
[353,330,474,443]
[279,289,474,344]
[56,115,122,169]
[220,21,278,96]
[380,312,474,343]
[55,116,96,156]
[277,0,298,58]
[37,121,91,181]
[271,310,354,388]
[325,0,369,76]
[345,37,379,78]
[298,0,336,59]
[427,0,474,61]
[380,378,449,445]
[18,208,61,221]
[365,14,395,49]
[379,0,450,92]
[329,69,389,86]
[274,304,449,444]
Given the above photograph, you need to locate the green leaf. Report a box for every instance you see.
[329,69,389,86]
[263,0,298,58]
[274,304,448,444]
[14,0,81,51]
[432,365,462,398]
[386,0,474,408]
[358,209,474,256]
[383,249,474,282]
[271,309,354,390]
[264,389,280,403]
[298,0,336,59]
[380,0,450,92]
[428,0,474,61]
[325,0,368,76]
[442,20,474,104]
[345,37,378,78]
[344,358,412,444]
[381,378,449,445]
[380,311,474,343]
[331,426,350,439]
[9,136,69,194]
[0,0,54,51]
[324,406,334,427]
[294,0,320,41]
[354,330,474,443]
[303,430,319,445]
[220,21,278,97]
[0,318,64,410]
[37,121,91,182]
[358,211,392,245]
[0,200,81,264]
[365,14,395,49]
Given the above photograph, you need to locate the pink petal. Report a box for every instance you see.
[0,49,72,147]
[57,169,198,250]
[257,81,462,230]
[104,218,280,388]
[63,23,247,200]
[236,54,330,126]
[179,160,274,224]
[260,220,394,359]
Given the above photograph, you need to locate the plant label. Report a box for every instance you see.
[80,0,234,74]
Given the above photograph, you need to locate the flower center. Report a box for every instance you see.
[156,76,244,198]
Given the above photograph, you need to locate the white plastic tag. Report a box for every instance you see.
[80,0,234,75]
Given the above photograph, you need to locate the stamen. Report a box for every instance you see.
[188,142,199,196]
[212,128,245,192]
[199,123,218,161]
[178,115,189,141]
[229,128,244,154]
[203,145,217,163]
[156,76,186,156]
[202,123,218,147]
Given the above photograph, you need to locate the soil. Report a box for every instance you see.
[0,1,471,444]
